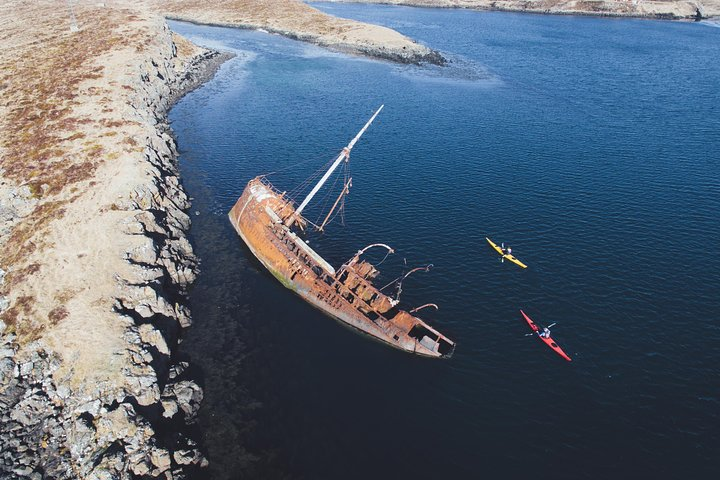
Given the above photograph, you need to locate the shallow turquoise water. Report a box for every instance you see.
[168,6,720,479]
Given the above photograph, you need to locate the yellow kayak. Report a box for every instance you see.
[486,237,528,269]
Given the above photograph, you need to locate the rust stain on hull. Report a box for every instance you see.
[229,177,455,358]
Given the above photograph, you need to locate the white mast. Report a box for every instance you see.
[286,105,384,226]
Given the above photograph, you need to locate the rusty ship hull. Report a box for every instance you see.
[229,177,455,358]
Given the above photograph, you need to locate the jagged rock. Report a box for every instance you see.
[87,468,116,480]
[175,304,192,329]
[69,413,97,457]
[123,328,142,345]
[166,208,191,234]
[138,324,170,356]
[91,402,150,469]
[128,347,154,366]
[170,380,203,420]
[161,398,178,418]
[55,384,71,400]
[0,185,37,245]
[130,454,151,477]
[140,265,166,283]
[173,448,200,466]
[10,394,48,426]
[150,448,171,471]
[119,285,177,320]
[172,437,205,467]
[19,361,33,377]
[13,465,33,476]
[122,216,146,235]
[131,185,159,211]
[127,239,158,266]
[167,361,188,381]
[4,437,20,449]
[75,399,101,418]
[0,358,15,385]
[124,372,160,406]
[135,211,165,235]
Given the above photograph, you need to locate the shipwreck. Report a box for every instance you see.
[228,106,455,358]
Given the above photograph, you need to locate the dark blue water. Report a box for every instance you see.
[168,6,720,479]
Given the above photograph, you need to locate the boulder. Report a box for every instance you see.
[171,380,203,420]
[150,448,171,471]
[161,398,178,419]
[139,324,170,356]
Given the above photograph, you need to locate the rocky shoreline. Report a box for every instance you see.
[160,0,448,65]
[166,16,447,65]
[332,0,720,21]
[0,3,233,477]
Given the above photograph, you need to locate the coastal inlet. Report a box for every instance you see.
[168,6,720,480]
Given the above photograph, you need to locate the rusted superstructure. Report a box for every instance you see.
[228,107,455,358]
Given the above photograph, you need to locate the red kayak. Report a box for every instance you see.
[520,310,572,362]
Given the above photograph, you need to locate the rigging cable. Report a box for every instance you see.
[314,153,352,230]
[286,153,339,202]
[313,171,343,227]
[375,249,392,267]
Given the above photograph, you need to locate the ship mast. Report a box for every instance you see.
[286,105,384,227]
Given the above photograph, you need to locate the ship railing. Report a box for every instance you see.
[256,175,287,199]
[302,251,450,355]
[299,249,446,346]
[256,175,312,224]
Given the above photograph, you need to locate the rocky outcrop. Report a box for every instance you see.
[0,333,72,479]
[0,5,232,478]
[0,327,206,479]
[278,28,447,65]
[335,0,720,21]
[160,0,447,65]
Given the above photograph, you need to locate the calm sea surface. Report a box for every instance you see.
[168,5,719,479]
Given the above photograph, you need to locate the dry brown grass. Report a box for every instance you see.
[161,0,363,32]
[48,306,69,325]
[0,200,68,268]
[172,32,196,58]
[3,263,41,289]
[0,4,150,278]
[1,295,35,336]
[0,12,118,196]
[0,3,204,383]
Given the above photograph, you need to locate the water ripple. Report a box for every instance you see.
[170,7,720,480]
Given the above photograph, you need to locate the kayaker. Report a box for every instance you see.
[501,244,511,255]
[539,327,551,338]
